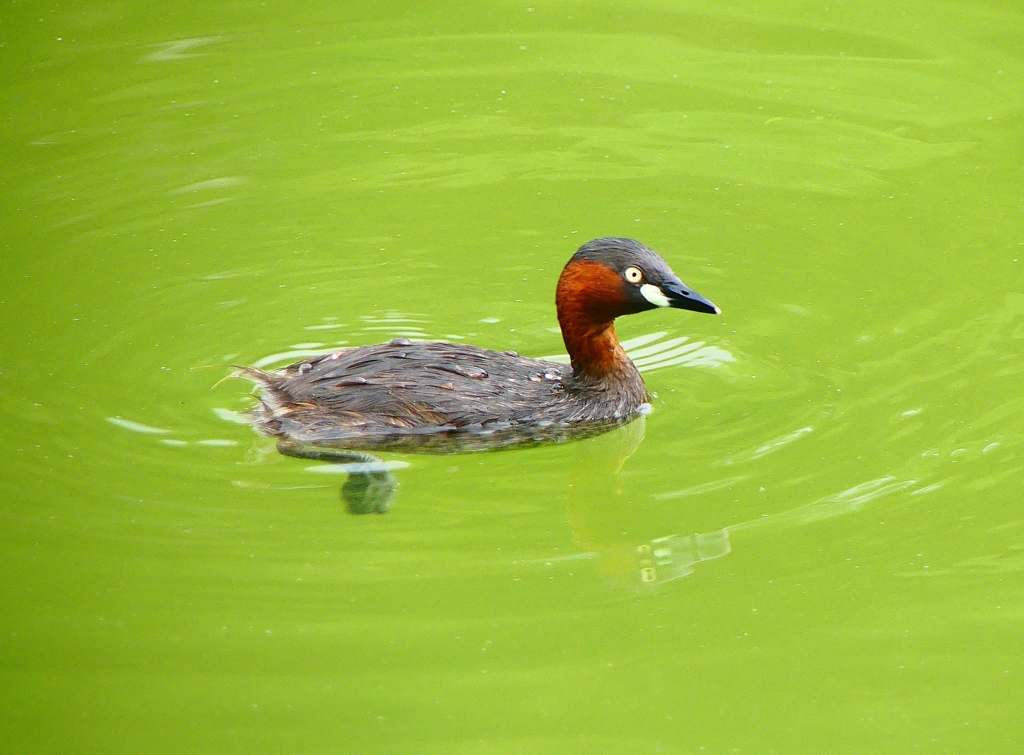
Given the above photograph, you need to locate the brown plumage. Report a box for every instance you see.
[233,237,718,454]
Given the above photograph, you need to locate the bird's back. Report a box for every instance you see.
[235,338,627,451]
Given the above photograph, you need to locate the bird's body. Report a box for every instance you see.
[235,338,645,452]
[235,237,718,456]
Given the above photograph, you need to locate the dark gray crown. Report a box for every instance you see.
[570,237,676,282]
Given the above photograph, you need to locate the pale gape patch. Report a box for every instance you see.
[640,283,671,307]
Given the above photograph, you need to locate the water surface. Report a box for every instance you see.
[3,1,1024,752]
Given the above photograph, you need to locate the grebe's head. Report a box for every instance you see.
[557,237,719,323]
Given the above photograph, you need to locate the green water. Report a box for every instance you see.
[3,0,1024,752]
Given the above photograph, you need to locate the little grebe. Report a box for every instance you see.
[234,237,718,454]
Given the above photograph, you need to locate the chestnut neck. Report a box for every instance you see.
[559,318,636,383]
[555,260,640,383]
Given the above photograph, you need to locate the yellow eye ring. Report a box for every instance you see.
[624,266,643,283]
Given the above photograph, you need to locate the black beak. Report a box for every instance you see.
[661,278,720,315]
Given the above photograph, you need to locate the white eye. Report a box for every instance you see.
[624,266,643,283]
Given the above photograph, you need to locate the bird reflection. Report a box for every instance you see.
[280,417,733,591]
[274,417,643,516]
[564,417,731,592]
[276,440,397,514]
